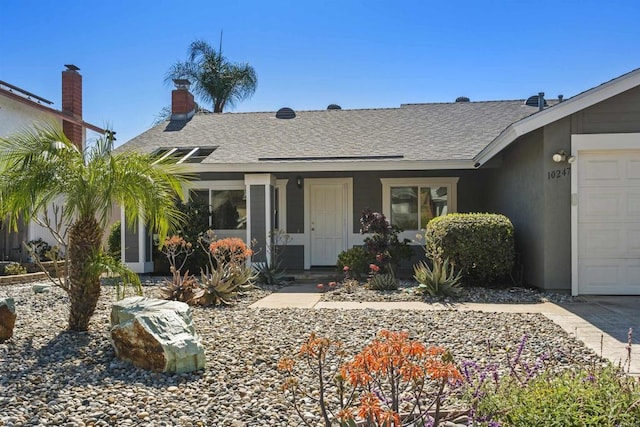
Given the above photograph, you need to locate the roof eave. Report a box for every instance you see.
[182,159,476,173]
[0,87,105,134]
[474,67,640,166]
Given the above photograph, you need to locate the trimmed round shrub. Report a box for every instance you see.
[337,246,374,280]
[425,213,514,285]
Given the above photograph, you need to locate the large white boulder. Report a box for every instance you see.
[110,296,205,373]
[0,298,16,343]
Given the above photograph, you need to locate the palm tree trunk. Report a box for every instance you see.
[67,217,103,331]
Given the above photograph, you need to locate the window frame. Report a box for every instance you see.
[184,180,247,239]
[380,177,459,240]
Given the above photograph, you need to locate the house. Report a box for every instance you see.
[119,69,640,295]
[0,65,104,261]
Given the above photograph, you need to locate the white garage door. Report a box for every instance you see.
[578,150,640,294]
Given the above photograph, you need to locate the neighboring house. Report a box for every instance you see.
[0,65,103,261]
[120,69,640,295]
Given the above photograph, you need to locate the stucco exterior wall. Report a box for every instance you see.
[0,96,62,138]
[572,85,640,134]
[483,86,640,291]
[542,118,572,290]
[484,129,546,288]
[1,96,65,260]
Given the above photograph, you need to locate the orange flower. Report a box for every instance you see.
[369,263,380,272]
[277,357,295,372]
[378,409,401,427]
[164,235,189,248]
[336,408,355,422]
[357,392,382,421]
[209,237,253,257]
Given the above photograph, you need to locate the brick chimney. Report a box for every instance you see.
[171,79,196,120]
[62,64,83,149]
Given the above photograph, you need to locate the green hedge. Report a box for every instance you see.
[425,213,514,285]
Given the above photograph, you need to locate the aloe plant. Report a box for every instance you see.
[414,257,463,298]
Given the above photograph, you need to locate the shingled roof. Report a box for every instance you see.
[121,100,541,171]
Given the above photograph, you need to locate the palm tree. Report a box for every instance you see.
[166,39,258,113]
[0,123,188,331]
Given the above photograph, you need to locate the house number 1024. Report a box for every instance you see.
[548,167,570,180]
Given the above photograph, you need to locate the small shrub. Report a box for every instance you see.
[336,246,373,280]
[414,256,463,298]
[106,221,121,259]
[360,209,412,276]
[461,333,640,426]
[26,238,52,261]
[426,213,515,285]
[469,364,640,426]
[3,262,26,276]
[337,266,360,293]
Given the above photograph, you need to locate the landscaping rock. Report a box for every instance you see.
[0,298,16,342]
[32,283,52,293]
[110,296,205,373]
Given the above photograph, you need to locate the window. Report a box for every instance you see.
[381,178,458,231]
[153,146,217,164]
[186,181,247,231]
[274,179,288,231]
[211,189,246,229]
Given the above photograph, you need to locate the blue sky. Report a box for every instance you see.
[1,0,638,145]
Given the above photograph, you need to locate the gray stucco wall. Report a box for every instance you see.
[482,85,640,291]
[542,118,572,290]
[484,129,545,288]
[573,85,640,134]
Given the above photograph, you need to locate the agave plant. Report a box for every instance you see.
[413,256,463,298]
[158,268,203,305]
[197,233,256,306]
[253,260,288,286]
[367,272,398,291]
[199,264,255,306]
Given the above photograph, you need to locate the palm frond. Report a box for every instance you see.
[86,251,142,300]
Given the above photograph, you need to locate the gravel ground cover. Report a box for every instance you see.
[0,278,600,426]
[320,279,578,304]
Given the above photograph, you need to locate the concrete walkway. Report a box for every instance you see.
[250,284,640,375]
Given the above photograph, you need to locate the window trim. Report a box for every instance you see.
[380,177,459,237]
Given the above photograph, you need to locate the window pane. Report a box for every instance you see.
[420,186,448,228]
[190,189,209,204]
[390,186,418,230]
[211,190,247,230]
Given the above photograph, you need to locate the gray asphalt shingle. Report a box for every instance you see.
[121,100,540,164]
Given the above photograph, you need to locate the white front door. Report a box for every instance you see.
[310,183,346,266]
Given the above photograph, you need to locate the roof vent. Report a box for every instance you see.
[455,96,470,102]
[327,104,342,110]
[525,94,548,108]
[276,107,296,119]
